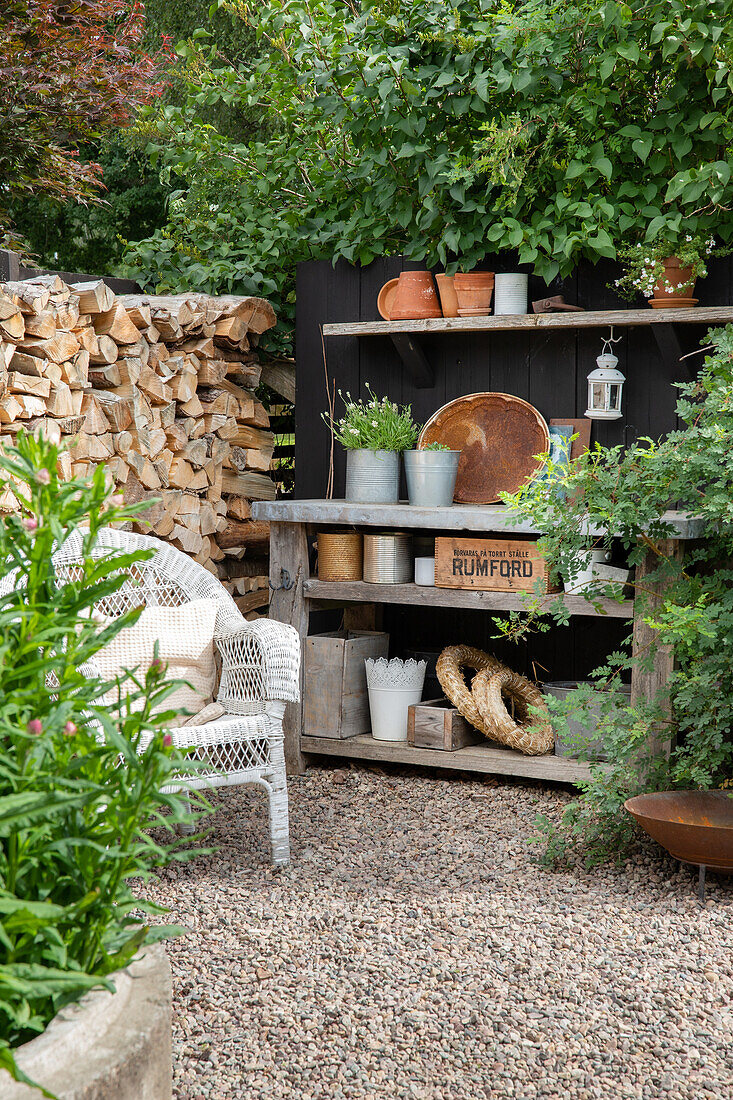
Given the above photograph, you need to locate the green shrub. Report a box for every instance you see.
[500,327,733,866]
[0,433,207,1094]
[126,0,733,353]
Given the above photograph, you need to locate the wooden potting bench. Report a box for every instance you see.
[252,499,702,782]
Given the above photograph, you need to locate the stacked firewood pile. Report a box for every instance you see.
[0,274,283,617]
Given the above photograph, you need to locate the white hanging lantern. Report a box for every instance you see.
[586,336,625,420]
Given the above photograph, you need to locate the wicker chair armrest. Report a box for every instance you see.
[216,619,301,707]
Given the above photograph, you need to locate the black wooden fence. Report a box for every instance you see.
[294,254,733,685]
[0,248,140,294]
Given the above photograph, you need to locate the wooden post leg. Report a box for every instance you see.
[630,538,683,766]
[268,521,309,775]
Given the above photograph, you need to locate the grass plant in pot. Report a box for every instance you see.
[324,387,417,503]
[615,233,723,308]
[404,441,461,507]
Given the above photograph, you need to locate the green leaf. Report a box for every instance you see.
[632,137,652,163]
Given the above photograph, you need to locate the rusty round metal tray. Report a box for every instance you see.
[625,791,733,870]
[419,393,549,504]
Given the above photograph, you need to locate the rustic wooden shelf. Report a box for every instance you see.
[301,733,595,783]
[322,306,731,387]
[304,579,633,619]
[257,499,701,779]
[322,305,733,337]
[253,500,704,540]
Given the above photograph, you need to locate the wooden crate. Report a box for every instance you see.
[407,698,484,751]
[303,630,389,739]
[434,536,560,593]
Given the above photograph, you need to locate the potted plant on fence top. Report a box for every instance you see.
[324,387,417,503]
[615,233,724,308]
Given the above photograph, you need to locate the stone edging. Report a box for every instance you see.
[0,944,172,1099]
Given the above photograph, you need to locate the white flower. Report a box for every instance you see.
[371,420,378,427]
[349,427,359,435]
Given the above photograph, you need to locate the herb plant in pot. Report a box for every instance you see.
[324,387,418,503]
[404,441,462,507]
[615,234,721,308]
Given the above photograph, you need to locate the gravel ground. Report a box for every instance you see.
[146,764,733,1100]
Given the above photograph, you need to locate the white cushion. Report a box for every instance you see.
[93,599,219,727]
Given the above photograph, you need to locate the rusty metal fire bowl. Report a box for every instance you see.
[625,791,733,871]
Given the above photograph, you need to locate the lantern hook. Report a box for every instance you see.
[601,326,623,357]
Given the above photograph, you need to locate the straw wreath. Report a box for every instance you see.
[436,645,505,738]
[472,667,554,755]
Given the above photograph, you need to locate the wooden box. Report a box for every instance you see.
[434,536,560,593]
[407,698,484,751]
[303,630,389,739]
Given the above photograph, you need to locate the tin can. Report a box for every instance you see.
[363,532,412,583]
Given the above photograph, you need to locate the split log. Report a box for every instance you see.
[8,373,50,399]
[88,335,118,365]
[221,471,276,500]
[69,280,116,315]
[0,312,26,341]
[23,333,80,363]
[93,305,140,345]
[23,311,56,340]
[216,519,270,551]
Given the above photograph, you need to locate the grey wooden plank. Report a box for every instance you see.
[252,500,704,539]
[322,306,733,337]
[300,733,595,783]
[268,522,310,774]
[303,580,633,619]
[630,540,683,763]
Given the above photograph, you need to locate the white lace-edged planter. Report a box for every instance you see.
[365,657,427,742]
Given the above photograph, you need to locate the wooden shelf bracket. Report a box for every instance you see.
[651,323,690,381]
[389,332,435,388]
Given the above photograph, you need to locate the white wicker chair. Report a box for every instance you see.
[52,527,300,866]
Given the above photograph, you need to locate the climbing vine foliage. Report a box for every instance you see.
[501,326,733,864]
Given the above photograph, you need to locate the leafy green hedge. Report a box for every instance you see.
[126,0,733,351]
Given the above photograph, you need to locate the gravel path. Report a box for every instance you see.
[146,765,733,1100]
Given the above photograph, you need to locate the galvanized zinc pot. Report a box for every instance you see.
[363,532,412,583]
[404,449,461,507]
[344,448,400,503]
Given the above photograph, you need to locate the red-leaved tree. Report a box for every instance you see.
[0,0,170,247]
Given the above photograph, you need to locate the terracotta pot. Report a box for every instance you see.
[389,271,442,320]
[435,274,459,318]
[651,256,696,301]
[453,271,495,316]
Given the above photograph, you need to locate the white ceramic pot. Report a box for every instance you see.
[494,273,529,315]
[365,657,426,742]
[414,556,435,586]
[564,551,630,595]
